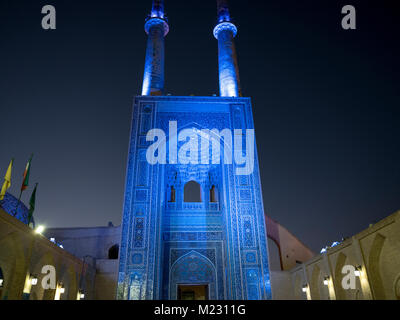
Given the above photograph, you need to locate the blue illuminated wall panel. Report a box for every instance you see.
[117,95,271,300]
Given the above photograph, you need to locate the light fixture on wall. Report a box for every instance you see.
[76,289,85,300]
[302,284,308,292]
[331,241,340,247]
[0,278,3,287]
[354,265,362,277]
[323,276,330,286]
[54,283,66,300]
[35,225,45,234]
[30,275,38,286]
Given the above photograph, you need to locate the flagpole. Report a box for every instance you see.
[13,190,23,217]
[27,183,38,226]
[13,154,33,217]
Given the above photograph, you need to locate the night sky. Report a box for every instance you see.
[0,0,399,252]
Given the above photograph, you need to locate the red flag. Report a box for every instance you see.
[21,154,33,191]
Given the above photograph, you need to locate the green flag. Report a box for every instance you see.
[28,183,38,225]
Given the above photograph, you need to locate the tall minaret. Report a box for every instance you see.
[213,0,241,97]
[141,0,169,96]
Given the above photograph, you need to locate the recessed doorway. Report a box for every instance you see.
[177,284,208,300]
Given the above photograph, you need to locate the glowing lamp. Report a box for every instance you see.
[302,284,308,293]
[323,276,329,286]
[354,266,362,277]
[35,225,45,234]
[0,279,3,287]
[31,275,38,286]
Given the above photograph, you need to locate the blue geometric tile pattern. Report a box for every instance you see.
[0,192,33,226]
[117,96,271,300]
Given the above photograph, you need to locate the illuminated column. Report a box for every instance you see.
[213,0,241,97]
[141,0,169,96]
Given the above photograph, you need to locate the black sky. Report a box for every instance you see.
[0,0,399,252]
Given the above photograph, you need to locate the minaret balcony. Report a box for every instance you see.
[144,17,169,36]
[213,21,237,39]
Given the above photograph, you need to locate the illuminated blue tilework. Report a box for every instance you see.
[117,96,271,300]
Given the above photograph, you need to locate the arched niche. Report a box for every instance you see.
[0,232,26,300]
[169,186,176,202]
[368,233,386,299]
[209,185,217,203]
[333,252,347,300]
[267,237,282,271]
[108,244,119,260]
[293,274,303,300]
[310,265,325,300]
[29,251,55,300]
[169,251,216,300]
[184,181,202,202]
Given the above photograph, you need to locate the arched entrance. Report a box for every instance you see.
[169,251,216,300]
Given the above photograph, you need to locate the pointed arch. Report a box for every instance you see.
[0,232,26,300]
[169,251,217,300]
[29,251,56,300]
[108,244,119,259]
[368,233,386,299]
[210,185,217,203]
[293,274,302,300]
[66,265,78,300]
[169,185,176,202]
[310,265,322,300]
[184,180,202,202]
[334,252,347,300]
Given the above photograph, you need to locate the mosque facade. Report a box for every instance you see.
[1,0,399,302]
[117,0,271,300]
